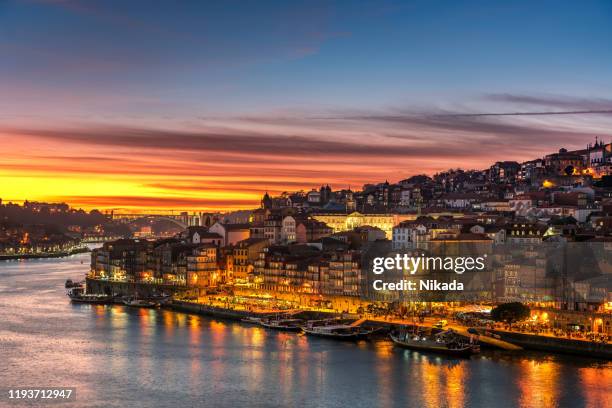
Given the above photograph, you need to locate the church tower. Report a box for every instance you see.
[346,188,356,212]
[261,192,273,210]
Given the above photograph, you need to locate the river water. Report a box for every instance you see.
[0,251,610,408]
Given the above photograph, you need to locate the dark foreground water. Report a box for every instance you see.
[1,251,611,408]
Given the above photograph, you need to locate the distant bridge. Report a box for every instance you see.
[108,212,219,228]
[108,213,188,228]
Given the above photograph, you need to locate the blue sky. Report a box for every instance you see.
[2,0,611,118]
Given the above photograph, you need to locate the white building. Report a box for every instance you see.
[392,222,427,249]
[264,217,282,244]
[281,215,299,244]
[307,189,321,204]
[469,225,506,244]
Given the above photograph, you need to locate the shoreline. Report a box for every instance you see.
[0,246,90,261]
[95,298,612,360]
[83,277,612,360]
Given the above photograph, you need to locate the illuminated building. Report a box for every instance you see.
[187,245,219,288]
[231,238,268,283]
[312,212,410,239]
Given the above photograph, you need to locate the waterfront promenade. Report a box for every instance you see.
[84,276,612,358]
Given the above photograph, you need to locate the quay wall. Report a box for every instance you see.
[86,277,195,298]
[492,330,612,359]
[169,301,265,320]
[169,300,339,322]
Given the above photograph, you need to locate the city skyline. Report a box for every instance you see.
[1,0,612,211]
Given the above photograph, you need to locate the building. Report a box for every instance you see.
[392,217,461,249]
[440,193,481,209]
[307,189,321,204]
[90,239,151,281]
[295,219,333,243]
[312,211,407,239]
[489,161,520,183]
[320,251,362,297]
[281,215,301,244]
[187,245,219,288]
[209,222,251,246]
[183,226,223,246]
[264,216,282,244]
[469,225,506,244]
[232,238,269,283]
[507,222,548,244]
[544,148,585,175]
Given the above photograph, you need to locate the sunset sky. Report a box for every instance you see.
[1,0,612,212]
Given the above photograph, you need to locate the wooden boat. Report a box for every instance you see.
[390,331,480,357]
[301,321,378,340]
[67,288,113,304]
[241,316,265,325]
[122,297,159,308]
[259,318,304,332]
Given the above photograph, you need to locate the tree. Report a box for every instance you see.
[491,302,530,325]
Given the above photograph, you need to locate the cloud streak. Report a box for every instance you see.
[2,93,611,211]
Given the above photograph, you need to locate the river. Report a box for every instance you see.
[0,251,610,408]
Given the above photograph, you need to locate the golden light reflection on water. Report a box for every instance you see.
[517,359,560,408]
[579,366,612,408]
[373,342,394,408]
[137,308,155,382]
[162,310,175,335]
[186,315,202,382]
[412,353,467,408]
[242,327,265,395]
[445,362,467,408]
[208,320,229,390]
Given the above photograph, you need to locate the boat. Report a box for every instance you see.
[389,329,480,357]
[65,279,83,289]
[301,320,379,340]
[259,318,304,332]
[122,297,159,308]
[149,294,173,305]
[241,316,265,325]
[67,287,113,304]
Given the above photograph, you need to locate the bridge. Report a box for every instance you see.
[108,212,219,229]
[107,212,189,228]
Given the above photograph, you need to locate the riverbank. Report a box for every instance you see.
[492,329,612,359]
[0,246,90,261]
[169,300,338,321]
[84,277,612,359]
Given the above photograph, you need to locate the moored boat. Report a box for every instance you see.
[241,316,265,325]
[259,318,304,332]
[67,287,113,304]
[301,319,378,340]
[390,329,480,357]
[122,297,159,308]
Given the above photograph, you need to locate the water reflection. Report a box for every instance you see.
[0,253,610,408]
[579,366,612,408]
[517,359,560,408]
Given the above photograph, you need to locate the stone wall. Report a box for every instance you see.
[492,330,612,359]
